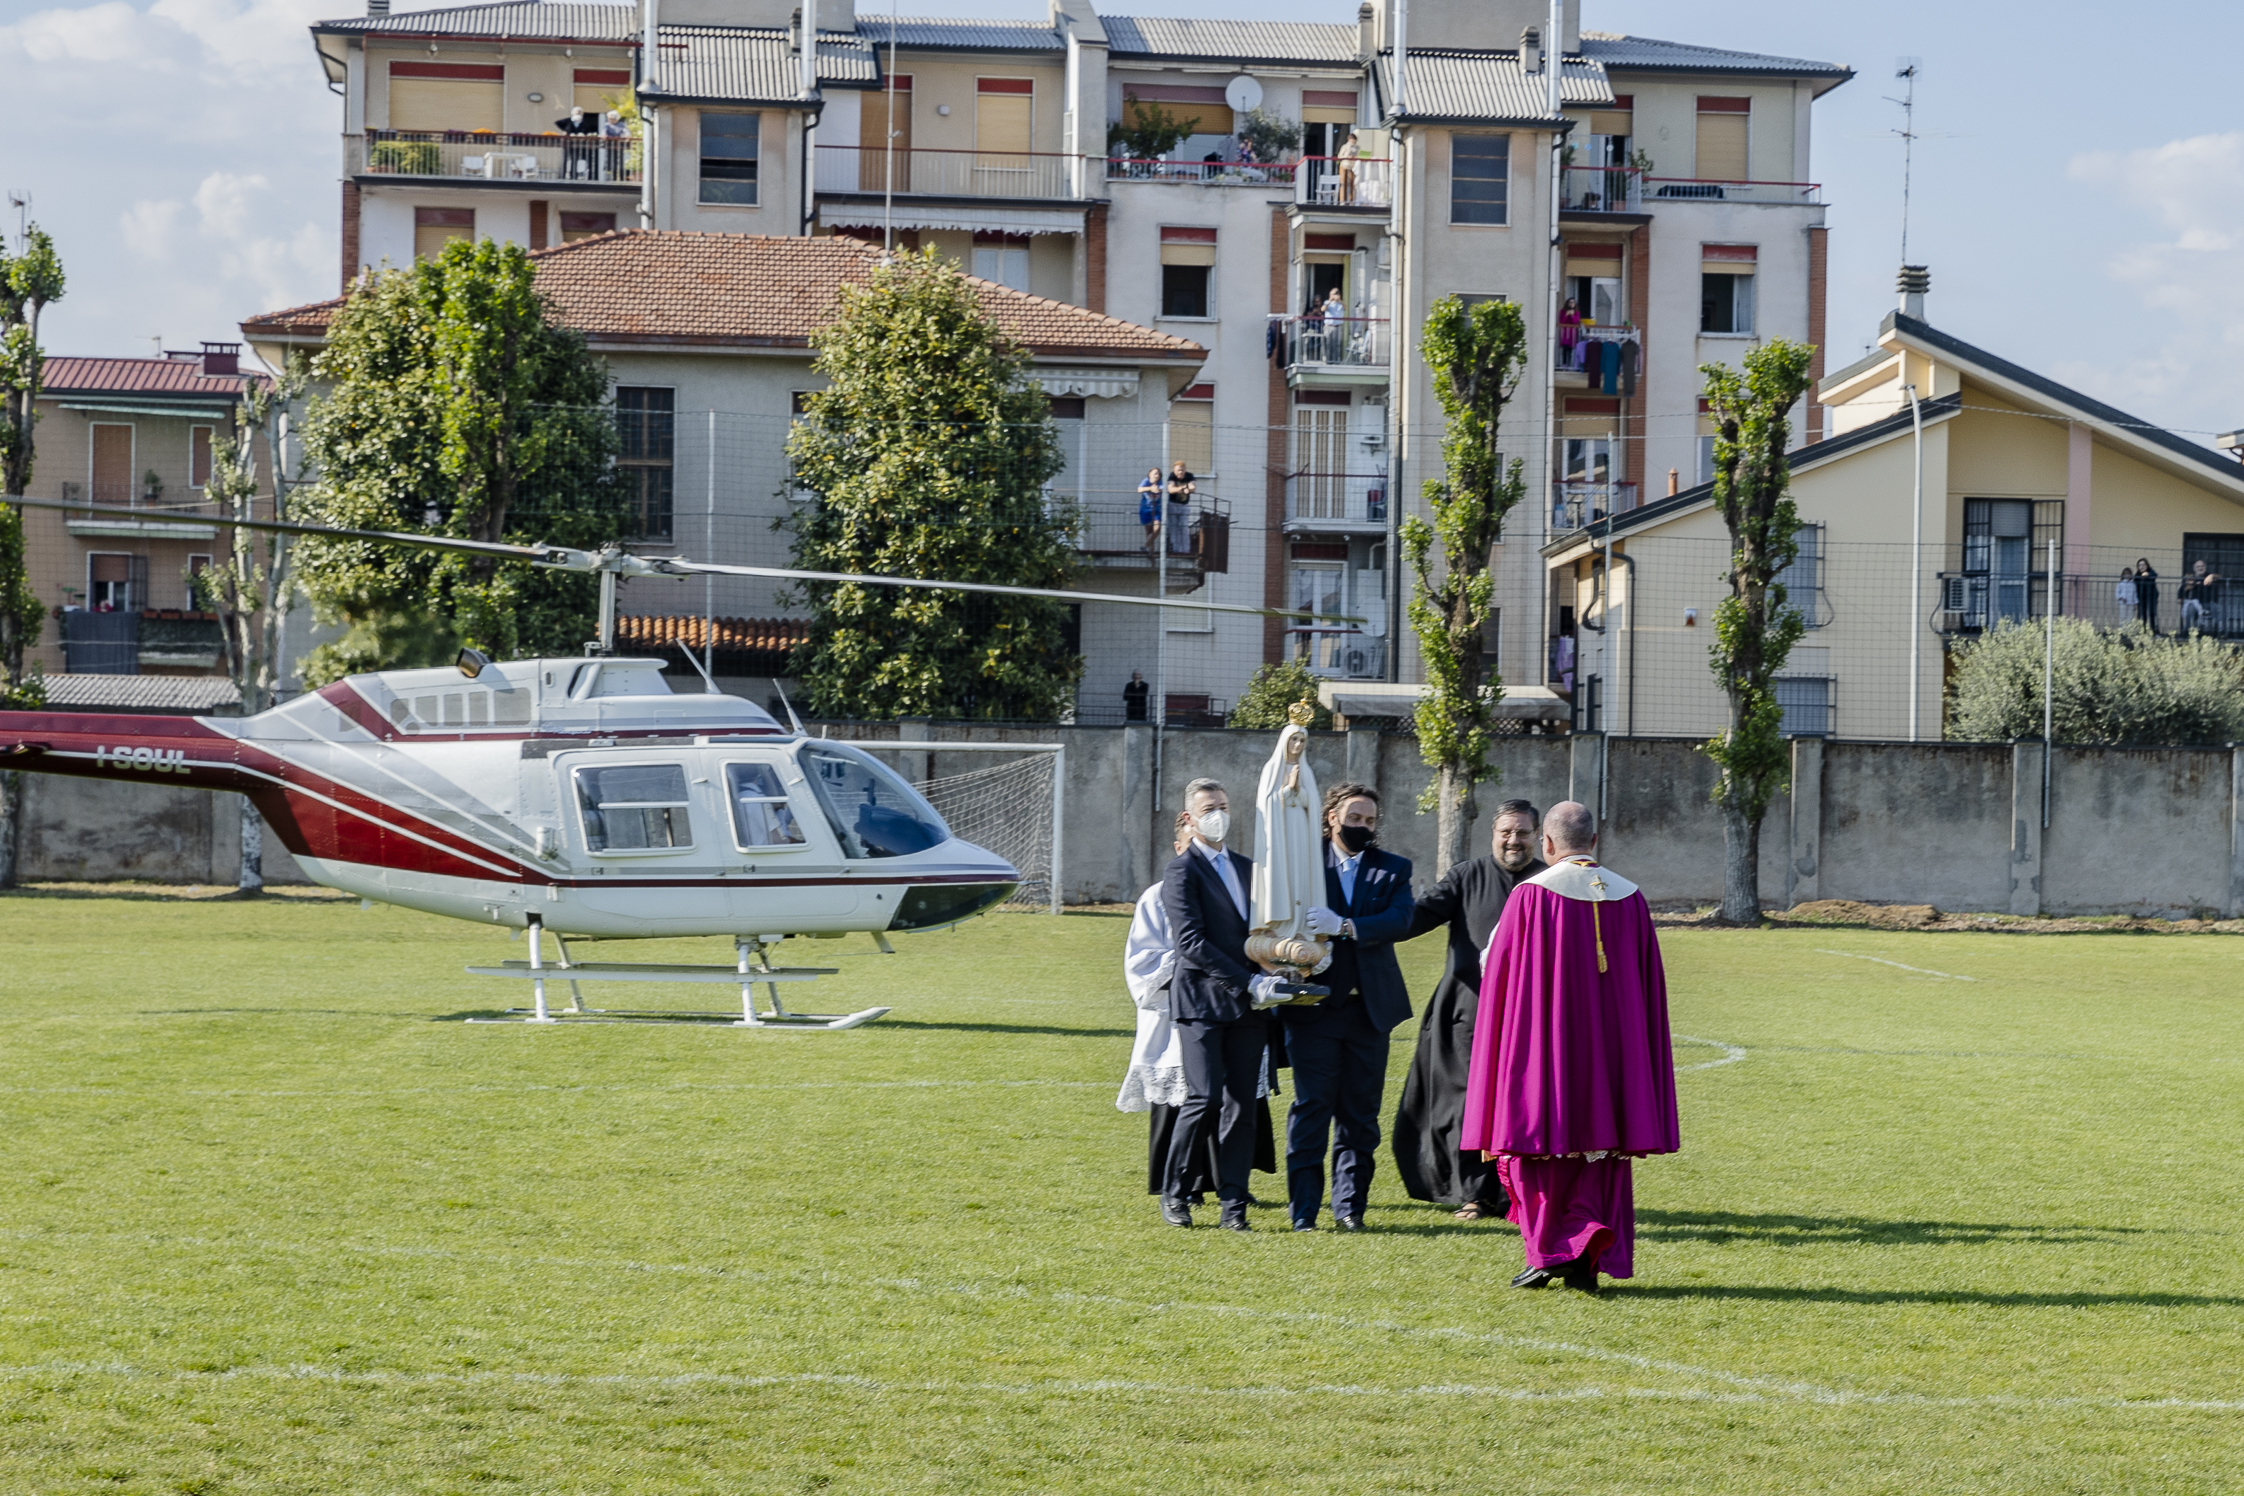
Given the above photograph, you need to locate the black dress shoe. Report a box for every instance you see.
[1219,1204,1252,1231]
[1334,1214,1365,1232]
[1562,1260,1601,1294]
[1510,1266,1553,1289]
[1160,1197,1193,1228]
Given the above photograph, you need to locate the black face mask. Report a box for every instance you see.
[1335,823,1375,855]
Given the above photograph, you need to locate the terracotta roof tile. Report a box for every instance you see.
[242,231,1205,364]
[41,356,266,400]
[618,614,809,670]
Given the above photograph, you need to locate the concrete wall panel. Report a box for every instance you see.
[1817,741,2014,908]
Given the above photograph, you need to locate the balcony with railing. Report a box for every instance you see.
[1644,177,1823,206]
[350,130,641,186]
[1550,481,1641,533]
[1561,166,1643,214]
[818,145,1084,200]
[1935,567,2244,641]
[1284,472,1387,532]
[1273,314,1390,381]
[1556,322,1639,373]
[1067,495,1231,591]
[1106,156,1291,187]
[1292,156,1392,210]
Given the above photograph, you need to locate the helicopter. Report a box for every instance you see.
[1,496,1361,1029]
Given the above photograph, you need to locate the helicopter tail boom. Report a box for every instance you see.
[0,710,267,796]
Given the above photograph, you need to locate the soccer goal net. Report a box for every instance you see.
[918,750,1061,914]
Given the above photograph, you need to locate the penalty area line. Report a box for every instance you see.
[1816,949,1977,982]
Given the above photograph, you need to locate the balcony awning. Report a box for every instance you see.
[816,203,1086,236]
[57,400,237,420]
[1037,368,1139,399]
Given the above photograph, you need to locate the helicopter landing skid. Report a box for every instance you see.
[464,927,890,1030]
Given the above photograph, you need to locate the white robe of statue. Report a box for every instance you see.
[1249,720,1324,970]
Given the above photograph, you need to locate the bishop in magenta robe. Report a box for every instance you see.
[1459,805,1679,1291]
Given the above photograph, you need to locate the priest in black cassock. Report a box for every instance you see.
[1392,798,1545,1218]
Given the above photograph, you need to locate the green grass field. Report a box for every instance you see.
[3,888,2242,1493]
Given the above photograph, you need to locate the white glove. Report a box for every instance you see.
[1248,973,1286,1006]
[1303,906,1345,938]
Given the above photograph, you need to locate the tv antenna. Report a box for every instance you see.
[4,190,26,251]
[1886,58,1922,265]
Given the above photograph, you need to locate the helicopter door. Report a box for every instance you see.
[717,752,860,927]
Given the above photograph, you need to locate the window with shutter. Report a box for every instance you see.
[1694,97,1749,181]
[387,62,505,132]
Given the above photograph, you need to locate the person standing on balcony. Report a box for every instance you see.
[600,109,630,182]
[1123,670,1151,722]
[2134,558,2161,634]
[1166,461,1196,558]
[1338,130,1361,204]
[2179,560,2222,634]
[557,105,601,180]
[1138,468,1162,553]
[1321,287,1348,363]
[1558,298,1582,369]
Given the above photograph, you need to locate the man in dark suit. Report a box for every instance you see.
[1161,777,1293,1231]
[1281,782,1415,1232]
[1393,799,1545,1218]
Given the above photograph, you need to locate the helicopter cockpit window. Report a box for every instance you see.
[575,763,694,852]
[797,743,950,859]
[725,762,807,849]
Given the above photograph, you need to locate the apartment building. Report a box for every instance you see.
[298,0,1848,713]
[18,346,270,680]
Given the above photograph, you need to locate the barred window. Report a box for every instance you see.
[1450,134,1509,225]
[615,385,674,541]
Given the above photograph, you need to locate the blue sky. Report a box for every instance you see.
[4,0,2241,439]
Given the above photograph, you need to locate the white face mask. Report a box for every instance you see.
[1195,809,1230,845]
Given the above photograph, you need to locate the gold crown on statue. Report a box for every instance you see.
[1287,698,1316,727]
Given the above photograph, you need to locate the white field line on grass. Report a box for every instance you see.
[0,1044,1752,1099]
[1672,1035,1748,1071]
[0,1227,2235,1417]
[1816,949,1977,981]
[1,1352,2240,1417]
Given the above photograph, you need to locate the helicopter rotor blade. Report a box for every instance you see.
[655,557,1366,624]
[4,494,1365,623]
[1,495,561,565]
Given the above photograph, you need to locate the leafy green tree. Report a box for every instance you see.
[1402,294,1528,875]
[194,361,308,893]
[784,250,1079,722]
[0,225,63,890]
[1227,660,1333,730]
[293,239,624,682]
[1699,340,1816,925]
[1235,107,1302,163]
[1108,96,1202,159]
[1948,616,2244,746]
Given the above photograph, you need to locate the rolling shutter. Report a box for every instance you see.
[1694,97,1749,181]
[388,62,504,132]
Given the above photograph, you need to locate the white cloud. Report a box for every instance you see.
[3,0,341,354]
[2064,133,2244,432]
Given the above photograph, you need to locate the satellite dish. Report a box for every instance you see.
[1224,76,1263,114]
